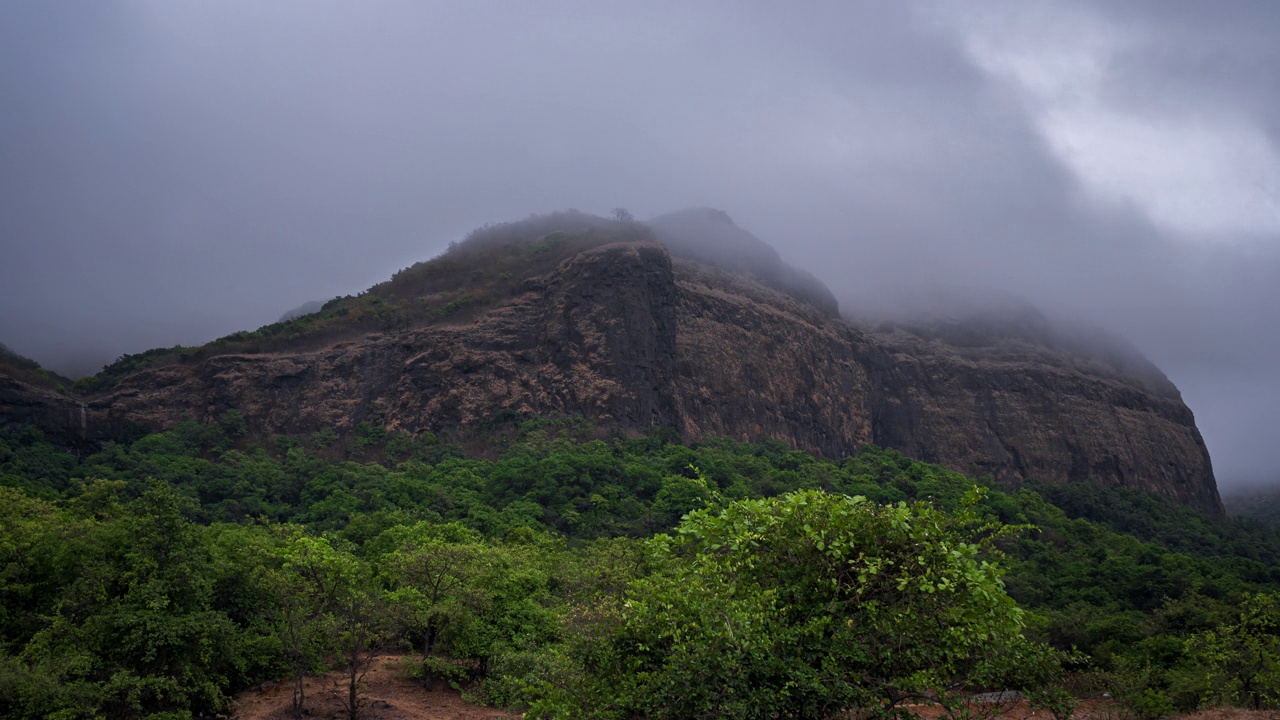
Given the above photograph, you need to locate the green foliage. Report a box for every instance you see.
[1028,685,1078,720]
[529,489,1061,719]
[0,480,255,718]
[0,425,80,496]
[1033,479,1280,567]
[219,410,248,439]
[3,420,1280,717]
[73,345,194,395]
[433,293,474,318]
[1092,660,1180,719]
[1184,592,1280,709]
[377,521,485,663]
[1226,490,1280,528]
[349,421,388,458]
[0,343,71,390]
[311,426,339,449]
[1132,687,1177,719]
[411,655,473,690]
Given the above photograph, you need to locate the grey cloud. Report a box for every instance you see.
[1,1,1277,490]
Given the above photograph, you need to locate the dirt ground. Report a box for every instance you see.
[1171,711,1280,720]
[231,661,1280,720]
[907,700,1280,720]
[229,655,517,720]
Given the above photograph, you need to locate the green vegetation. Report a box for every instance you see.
[2,418,1279,718]
[72,345,196,395]
[521,488,1061,719]
[1225,488,1280,528]
[0,343,72,391]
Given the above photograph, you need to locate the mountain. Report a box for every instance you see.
[278,299,328,323]
[0,344,89,448]
[1223,487,1280,525]
[0,209,1223,514]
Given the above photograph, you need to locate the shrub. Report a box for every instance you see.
[1185,592,1280,709]
[531,488,1062,719]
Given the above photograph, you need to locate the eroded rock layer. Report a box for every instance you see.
[5,236,1223,515]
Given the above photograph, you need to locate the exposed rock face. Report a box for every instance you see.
[5,220,1223,515]
[668,258,875,458]
[0,373,103,449]
[865,326,1221,514]
[85,243,683,438]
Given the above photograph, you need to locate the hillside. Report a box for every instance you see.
[0,419,1276,718]
[0,209,1222,514]
[0,344,71,393]
[1224,487,1280,525]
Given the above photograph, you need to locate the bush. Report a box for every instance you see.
[1028,685,1078,720]
[1185,592,1280,709]
[531,489,1063,719]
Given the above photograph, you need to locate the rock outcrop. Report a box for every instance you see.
[0,373,101,449]
[3,213,1224,515]
[865,323,1221,515]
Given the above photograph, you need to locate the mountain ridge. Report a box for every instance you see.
[0,210,1224,515]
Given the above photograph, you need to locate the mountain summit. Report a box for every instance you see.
[649,208,840,317]
[1,210,1223,514]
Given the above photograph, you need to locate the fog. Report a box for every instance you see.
[2,1,1277,492]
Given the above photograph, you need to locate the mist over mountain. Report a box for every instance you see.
[1,1,1277,495]
[857,292,1181,399]
[649,208,840,317]
[278,300,328,324]
[0,209,1223,515]
[4,5,1280,717]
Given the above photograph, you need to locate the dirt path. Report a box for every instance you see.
[230,655,518,720]
[231,663,1280,720]
[908,702,1280,720]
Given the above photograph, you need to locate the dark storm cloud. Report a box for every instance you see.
[1,1,1277,490]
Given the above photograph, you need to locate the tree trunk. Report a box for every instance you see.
[292,674,305,719]
[347,640,360,720]
[422,624,439,690]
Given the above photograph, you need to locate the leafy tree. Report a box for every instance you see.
[1185,592,1280,709]
[378,522,484,682]
[9,417,1280,716]
[0,480,244,718]
[275,534,386,720]
[531,488,1061,719]
[219,409,248,439]
[330,573,388,720]
[268,533,336,718]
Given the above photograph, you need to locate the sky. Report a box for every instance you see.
[1,1,1278,492]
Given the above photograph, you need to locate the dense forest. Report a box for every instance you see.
[2,415,1279,719]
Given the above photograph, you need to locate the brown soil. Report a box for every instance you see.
[230,661,1280,720]
[906,698,1100,720]
[1171,711,1280,720]
[229,655,517,720]
[907,700,1280,720]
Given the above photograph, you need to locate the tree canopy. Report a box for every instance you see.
[2,418,1280,718]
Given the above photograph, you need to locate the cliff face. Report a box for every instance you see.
[865,328,1221,514]
[5,217,1223,515]
[83,243,682,437]
[0,373,105,449]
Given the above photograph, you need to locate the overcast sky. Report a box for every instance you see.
[2,1,1278,492]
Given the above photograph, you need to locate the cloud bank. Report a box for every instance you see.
[1,1,1277,490]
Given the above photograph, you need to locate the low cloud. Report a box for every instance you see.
[1,1,1276,490]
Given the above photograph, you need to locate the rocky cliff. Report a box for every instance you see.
[865,321,1221,515]
[2,211,1224,515]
